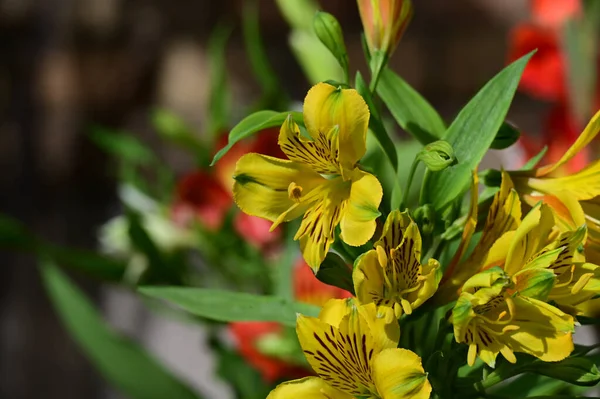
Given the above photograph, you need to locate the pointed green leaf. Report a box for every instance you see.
[377,69,446,144]
[423,52,534,210]
[316,252,355,295]
[491,121,521,150]
[211,110,302,165]
[41,260,202,399]
[89,127,156,164]
[525,357,600,387]
[139,287,320,326]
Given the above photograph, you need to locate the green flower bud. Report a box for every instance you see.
[413,204,435,236]
[417,140,456,172]
[313,11,349,78]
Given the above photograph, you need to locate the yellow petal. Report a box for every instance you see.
[296,310,377,395]
[445,170,479,280]
[303,83,370,179]
[357,302,400,352]
[372,348,432,399]
[318,298,355,328]
[374,210,414,254]
[504,296,574,362]
[550,262,600,307]
[267,377,352,399]
[529,160,600,201]
[523,192,586,233]
[536,110,600,176]
[445,172,521,291]
[504,203,554,276]
[480,231,514,271]
[279,114,339,175]
[353,250,386,308]
[233,153,324,223]
[295,178,349,270]
[339,169,383,247]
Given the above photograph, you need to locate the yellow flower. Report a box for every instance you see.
[357,0,413,57]
[353,211,440,321]
[452,268,574,368]
[267,298,431,399]
[436,171,521,302]
[486,202,600,311]
[510,110,600,263]
[233,83,383,270]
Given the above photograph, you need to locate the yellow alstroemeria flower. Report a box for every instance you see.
[436,171,521,302]
[267,298,432,399]
[510,110,600,263]
[484,201,600,311]
[233,83,383,270]
[452,267,574,368]
[353,210,440,321]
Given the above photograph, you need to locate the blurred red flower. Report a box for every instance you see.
[171,171,231,230]
[172,128,284,249]
[507,0,581,101]
[229,258,351,383]
[508,24,565,102]
[531,0,581,29]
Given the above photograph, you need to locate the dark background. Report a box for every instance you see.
[0,1,551,398]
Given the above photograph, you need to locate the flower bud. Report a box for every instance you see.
[417,140,456,172]
[313,11,349,75]
[413,204,435,236]
[357,0,413,57]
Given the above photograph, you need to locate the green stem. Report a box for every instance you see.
[401,158,420,209]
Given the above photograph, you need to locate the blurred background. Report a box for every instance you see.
[0,0,595,398]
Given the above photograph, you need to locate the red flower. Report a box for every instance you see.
[294,258,352,307]
[508,24,565,101]
[229,258,351,383]
[531,0,581,29]
[234,212,282,251]
[172,128,285,244]
[228,322,309,383]
[171,171,231,230]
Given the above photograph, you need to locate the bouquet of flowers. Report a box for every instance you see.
[2,0,600,398]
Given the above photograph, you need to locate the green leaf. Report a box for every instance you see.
[275,228,298,301]
[211,110,302,165]
[139,287,320,327]
[40,260,202,399]
[151,109,205,157]
[0,213,38,250]
[355,71,398,170]
[127,210,180,284]
[243,1,285,108]
[377,68,446,144]
[576,315,600,325]
[89,127,156,165]
[491,121,521,150]
[316,252,355,295]
[423,52,534,211]
[521,146,549,170]
[563,14,598,126]
[0,214,125,281]
[525,357,600,387]
[207,23,232,135]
